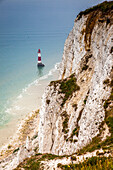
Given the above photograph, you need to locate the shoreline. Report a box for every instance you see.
[0,63,60,159]
[0,110,39,160]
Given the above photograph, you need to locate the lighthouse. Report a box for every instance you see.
[37,49,45,67]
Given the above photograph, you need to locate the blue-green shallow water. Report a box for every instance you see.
[0,0,72,127]
[0,0,103,127]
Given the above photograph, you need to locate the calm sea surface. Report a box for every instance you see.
[0,0,74,127]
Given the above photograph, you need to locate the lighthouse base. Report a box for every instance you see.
[37,63,45,67]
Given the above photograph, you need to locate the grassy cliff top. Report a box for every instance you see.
[77,1,113,20]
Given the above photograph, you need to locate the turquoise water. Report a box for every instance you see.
[0,0,72,127]
[0,0,103,127]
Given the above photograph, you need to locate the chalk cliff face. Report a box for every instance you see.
[39,4,113,155]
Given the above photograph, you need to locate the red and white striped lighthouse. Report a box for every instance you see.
[38,49,41,64]
[37,49,45,67]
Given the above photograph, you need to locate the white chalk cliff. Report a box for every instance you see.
[38,6,113,155]
[0,2,113,169]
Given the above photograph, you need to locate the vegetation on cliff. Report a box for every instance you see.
[77,1,113,20]
[21,77,113,170]
[59,74,80,106]
[77,77,113,155]
[58,156,113,170]
[14,153,65,170]
[50,74,80,107]
[77,1,113,50]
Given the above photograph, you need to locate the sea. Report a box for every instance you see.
[0,0,75,146]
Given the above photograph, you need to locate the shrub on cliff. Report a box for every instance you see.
[59,156,113,170]
[59,74,80,106]
[77,1,113,20]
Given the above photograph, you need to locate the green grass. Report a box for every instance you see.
[77,1,113,20]
[67,127,79,143]
[49,74,80,107]
[15,153,65,170]
[59,74,80,106]
[58,156,113,170]
[49,79,61,87]
[72,128,78,135]
[61,111,69,136]
[78,136,101,155]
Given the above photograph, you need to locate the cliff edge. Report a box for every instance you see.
[38,1,113,155]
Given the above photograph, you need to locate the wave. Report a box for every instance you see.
[22,62,60,90]
[4,62,60,115]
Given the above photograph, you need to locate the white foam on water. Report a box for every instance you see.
[13,106,22,111]
[4,62,60,116]
[39,74,48,80]
[17,94,23,99]
[0,62,60,148]
[5,108,12,114]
